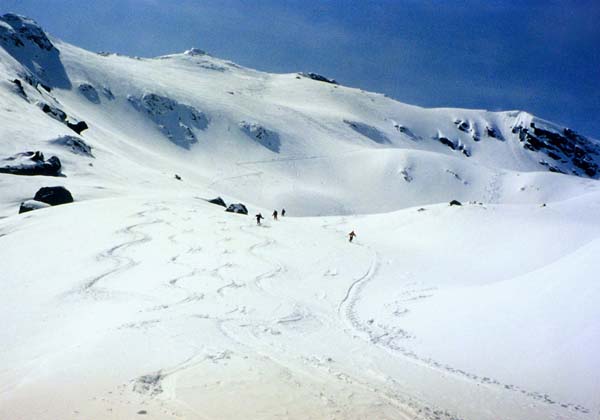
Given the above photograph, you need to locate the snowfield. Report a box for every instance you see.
[1,13,599,420]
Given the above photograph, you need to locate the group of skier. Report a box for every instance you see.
[254,208,357,242]
[255,208,285,225]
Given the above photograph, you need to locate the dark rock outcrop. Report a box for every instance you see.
[485,125,503,140]
[207,197,227,207]
[0,151,62,176]
[19,199,50,214]
[512,122,599,178]
[299,72,338,85]
[225,203,248,215]
[449,200,462,206]
[67,120,89,135]
[33,186,74,206]
[439,136,456,150]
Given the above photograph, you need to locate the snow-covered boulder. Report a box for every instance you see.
[18,199,50,214]
[0,151,62,176]
[50,135,93,157]
[33,186,74,206]
[225,203,248,215]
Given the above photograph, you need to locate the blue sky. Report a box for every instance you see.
[4,0,600,136]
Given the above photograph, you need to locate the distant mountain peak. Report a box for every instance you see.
[184,48,207,56]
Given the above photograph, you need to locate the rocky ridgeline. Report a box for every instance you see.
[512,122,599,177]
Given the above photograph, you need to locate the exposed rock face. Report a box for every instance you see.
[449,200,462,206]
[33,186,74,206]
[239,121,281,153]
[207,197,227,207]
[19,199,50,214]
[512,122,600,178]
[0,151,62,176]
[225,203,248,215]
[50,135,93,157]
[0,13,54,51]
[344,120,390,144]
[299,72,338,85]
[78,83,100,104]
[128,93,209,149]
[0,14,71,89]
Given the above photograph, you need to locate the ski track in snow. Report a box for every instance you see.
[332,221,591,416]
[73,203,169,297]
[42,200,592,418]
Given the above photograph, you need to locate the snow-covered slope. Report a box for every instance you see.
[1,13,599,420]
[1,13,600,217]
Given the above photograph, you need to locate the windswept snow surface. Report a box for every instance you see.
[1,196,599,420]
[1,13,599,420]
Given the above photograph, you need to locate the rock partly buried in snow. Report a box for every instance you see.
[128,93,208,149]
[207,197,227,208]
[33,186,74,206]
[37,102,89,134]
[19,199,51,214]
[11,78,27,98]
[102,86,115,100]
[38,101,67,122]
[78,83,100,104]
[344,120,390,144]
[50,135,93,157]
[437,134,471,157]
[225,203,248,215]
[449,200,462,206]
[299,72,338,85]
[239,121,280,153]
[0,151,62,176]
